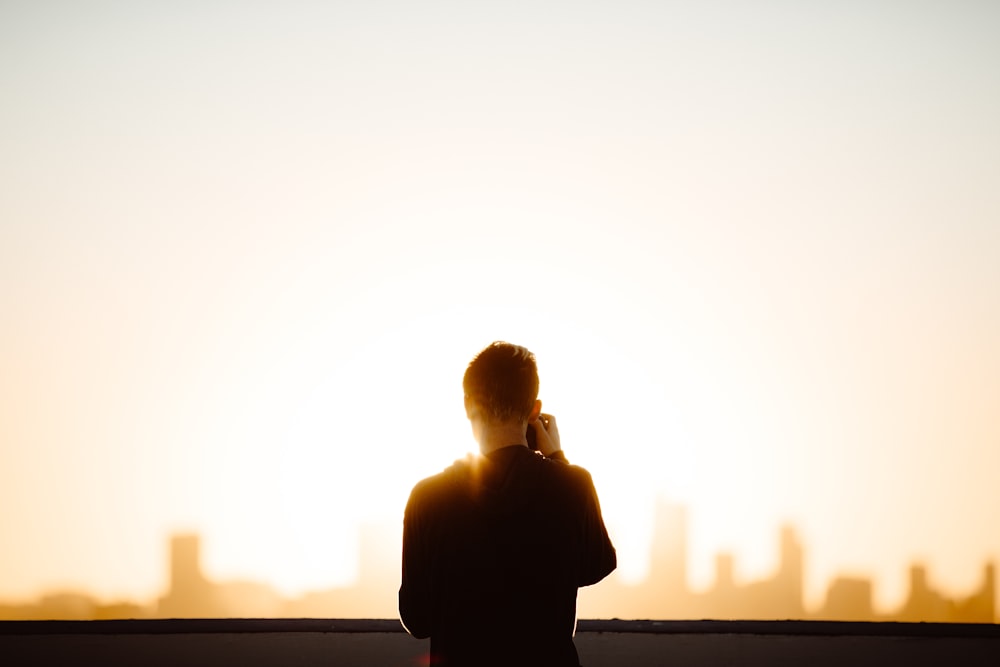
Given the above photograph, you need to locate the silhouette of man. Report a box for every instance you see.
[399,341,617,667]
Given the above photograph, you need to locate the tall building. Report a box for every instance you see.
[956,563,997,622]
[158,534,215,617]
[774,524,804,617]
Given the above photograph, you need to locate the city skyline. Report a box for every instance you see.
[2,501,993,624]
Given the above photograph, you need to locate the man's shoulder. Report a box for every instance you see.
[552,459,598,495]
[406,450,596,507]
[517,450,600,502]
[535,451,595,483]
[408,455,477,500]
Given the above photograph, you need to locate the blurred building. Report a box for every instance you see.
[157,534,283,618]
[1,505,995,622]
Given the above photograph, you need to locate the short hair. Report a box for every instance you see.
[463,342,539,423]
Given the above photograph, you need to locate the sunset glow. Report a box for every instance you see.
[1,1,998,620]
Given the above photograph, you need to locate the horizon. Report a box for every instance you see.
[3,501,994,623]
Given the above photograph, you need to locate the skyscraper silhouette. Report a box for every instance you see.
[158,534,215,617]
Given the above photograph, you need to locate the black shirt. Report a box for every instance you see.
[399,445,617,667]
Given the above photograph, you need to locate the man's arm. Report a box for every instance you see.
[577,470,617,587]
[579,475,618,586]
[532,414,617,585]
[398,488,433,638]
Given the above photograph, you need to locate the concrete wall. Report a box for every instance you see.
[3,619,998,666]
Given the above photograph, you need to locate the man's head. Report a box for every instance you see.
[463,342,539,425]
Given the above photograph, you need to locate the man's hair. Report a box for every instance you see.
[463,342,539,423]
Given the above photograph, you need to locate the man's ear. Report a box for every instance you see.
[527,399,542,422]
[464,395,475,420]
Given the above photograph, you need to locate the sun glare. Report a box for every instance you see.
[272,299,700,592]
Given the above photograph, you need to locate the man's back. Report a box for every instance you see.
[399,445,616,666]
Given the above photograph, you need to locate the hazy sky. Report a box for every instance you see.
[1,1,998,614]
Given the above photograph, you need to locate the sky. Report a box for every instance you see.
[1,1,999,615]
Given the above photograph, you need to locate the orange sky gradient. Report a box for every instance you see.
[1,1,999,617]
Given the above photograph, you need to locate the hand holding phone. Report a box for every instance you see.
[527,413,561,456]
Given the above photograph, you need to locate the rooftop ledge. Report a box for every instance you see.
[4,619,999,666]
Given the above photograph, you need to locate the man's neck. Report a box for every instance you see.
[476,420,528,455]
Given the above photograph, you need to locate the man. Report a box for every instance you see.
[399,342,617,666]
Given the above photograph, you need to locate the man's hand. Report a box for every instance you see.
[529,413,561,457]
